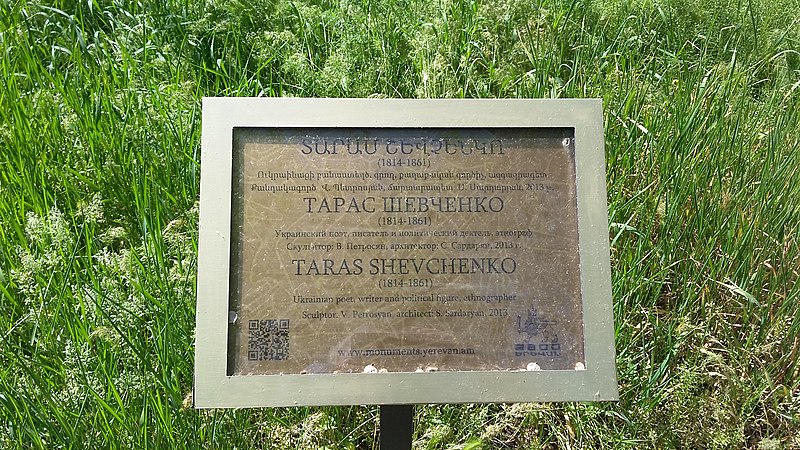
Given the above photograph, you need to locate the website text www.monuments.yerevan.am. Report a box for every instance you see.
[338,347,475,357]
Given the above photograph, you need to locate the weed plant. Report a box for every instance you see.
[1,0,798,448]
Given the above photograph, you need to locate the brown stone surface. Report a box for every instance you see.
[227,128,584,375]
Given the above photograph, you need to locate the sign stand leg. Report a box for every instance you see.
[379,404,413,450]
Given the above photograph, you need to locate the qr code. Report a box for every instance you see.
[248,319,289,361]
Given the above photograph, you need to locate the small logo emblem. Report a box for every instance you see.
[515,307,561,357]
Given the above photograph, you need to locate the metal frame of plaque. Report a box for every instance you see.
[195,98,617,408]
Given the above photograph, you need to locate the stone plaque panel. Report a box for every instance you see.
[228,128,584,375]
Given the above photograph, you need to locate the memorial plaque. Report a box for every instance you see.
[195,99,617,407]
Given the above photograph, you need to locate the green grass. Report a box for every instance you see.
[1,0,799,448]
